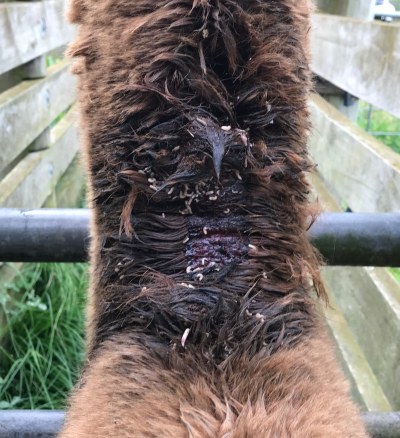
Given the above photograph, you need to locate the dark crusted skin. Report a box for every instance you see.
[59,1,368,436]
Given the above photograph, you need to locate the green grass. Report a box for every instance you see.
[0,263,87,409]
[357,101,400,154]
[389,268,400,284]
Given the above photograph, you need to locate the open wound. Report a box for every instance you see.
[185,216,248,281]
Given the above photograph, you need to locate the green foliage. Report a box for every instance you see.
[0,263,87,409]
[389,268,400,284]
[45,55,63,69]
[357,102,400,154]
[391,0,400,10]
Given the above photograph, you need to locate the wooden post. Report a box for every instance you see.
[21,0,51,151]
[21,56,47,80]
[314,0,375,120]
[25,55,52,152]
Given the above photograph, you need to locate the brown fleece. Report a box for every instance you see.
[59,0,368,436]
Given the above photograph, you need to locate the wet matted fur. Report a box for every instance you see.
[59,0,369,436]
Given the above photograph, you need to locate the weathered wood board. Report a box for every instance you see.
[0,0,74,75]
[324,266,400,409]
[311,14,400,118]
[44,156,86,208]
[0,60,76,176]
[309,94,400,213]
[0,107,80,208]
[324,285,391,411]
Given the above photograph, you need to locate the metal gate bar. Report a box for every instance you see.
[0,411,399,437]
[0,411,63,438]
[0,209,399,266]
[364,412,400,438]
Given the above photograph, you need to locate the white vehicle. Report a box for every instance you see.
[375,0,396,21]
[375,0,396,13]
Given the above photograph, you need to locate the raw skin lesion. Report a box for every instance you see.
[185,215,249,282]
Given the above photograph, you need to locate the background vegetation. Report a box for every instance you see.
[391,0,400,9]
[358,101,400,154]
[0,263,87,409]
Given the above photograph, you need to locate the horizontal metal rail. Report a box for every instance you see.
[0,411,399,437]
[0,209,399,266]
[0,411,64,437]
[0,209,89,264]
[365,412,400,438]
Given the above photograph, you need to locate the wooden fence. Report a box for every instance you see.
[310,9,400,412]
[0,0,83,210]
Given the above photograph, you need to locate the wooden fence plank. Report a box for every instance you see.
[324,266,400,409]
[311,14,400,118]
[0,107,80,208]
[324,286,392,411]
[0,59,76,176]
[0,0,74,75]
[44,157,85,208]
[309,94,400,213]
